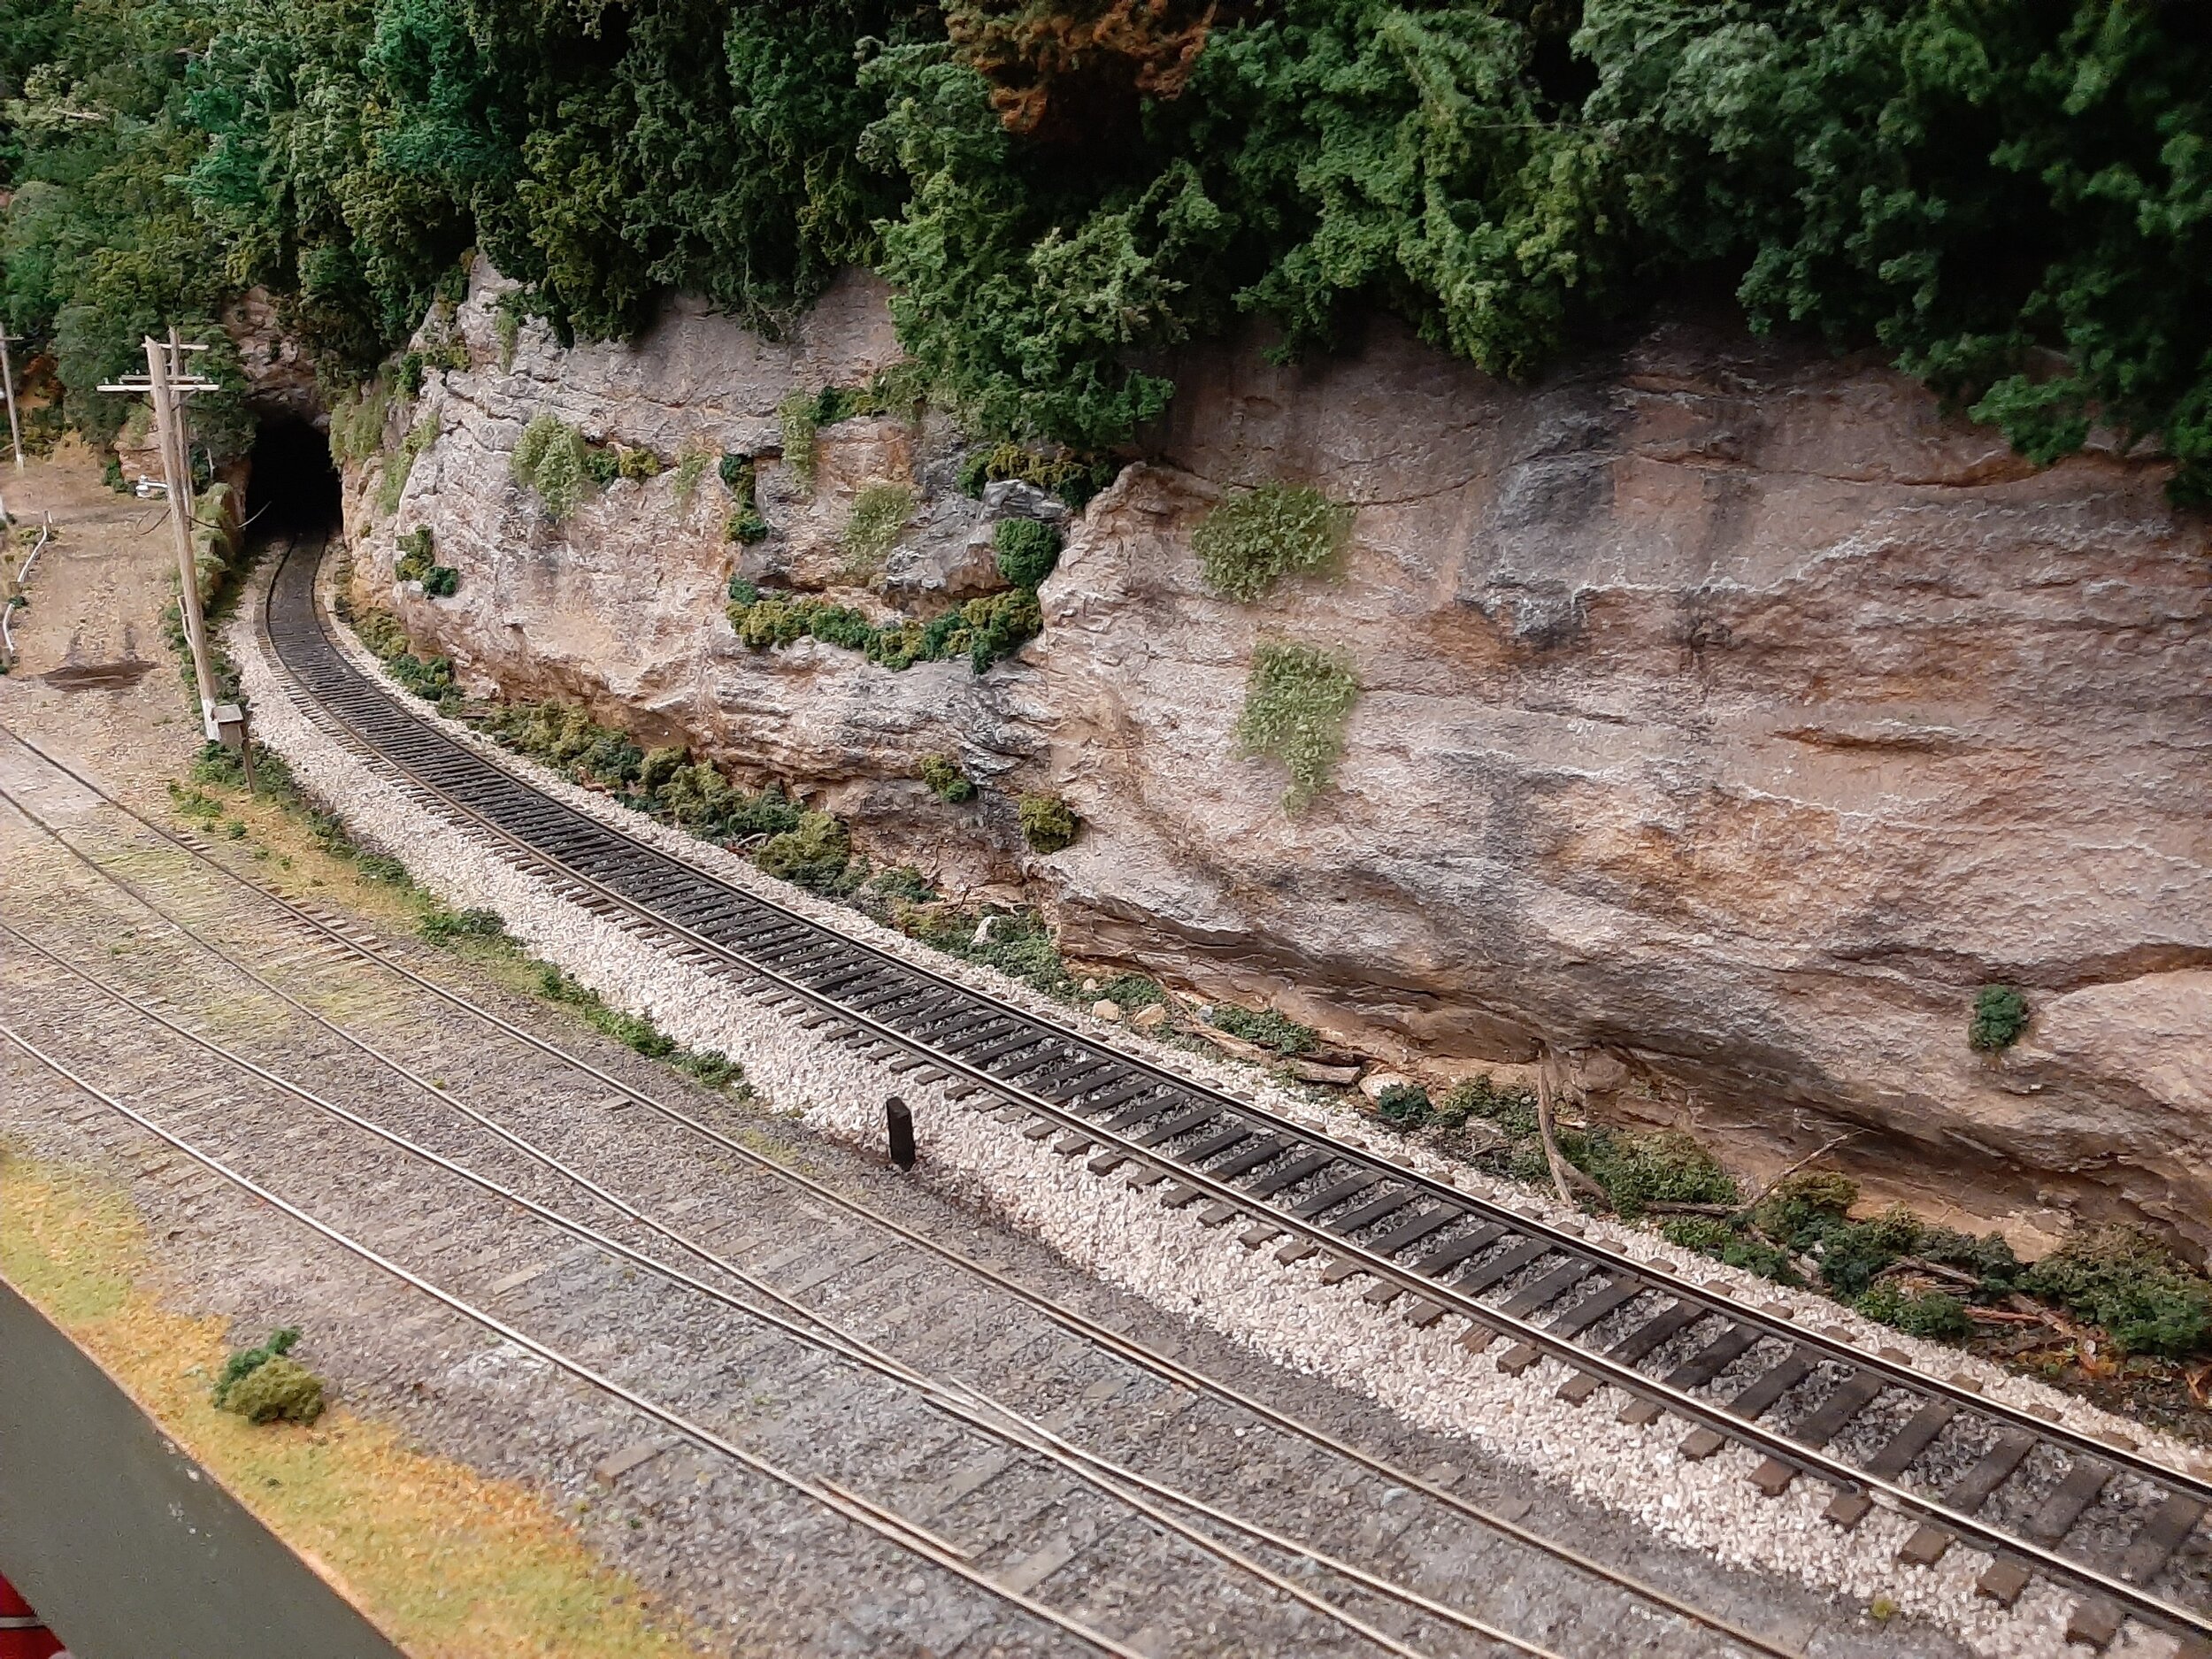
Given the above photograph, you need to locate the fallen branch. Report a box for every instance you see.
[1737,1129,1864,1213]
[1536,1071,1609,1210]
[1878,1255,1985,1292]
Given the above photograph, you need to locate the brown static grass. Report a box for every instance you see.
[0,1151,700,1659]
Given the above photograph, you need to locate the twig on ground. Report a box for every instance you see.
[1536,1071,1609,1210]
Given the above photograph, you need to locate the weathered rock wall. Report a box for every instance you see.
[349,264,2212,1254]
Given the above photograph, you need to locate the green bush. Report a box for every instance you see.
[1018,791,1079,854]
[1578,1130,1738,1220]
[755,810,854,891]
[720,455,769,541]
[919,754,976,803]
[616,444,662,481]
[993,518,1061,588]
[394,526,435,584]
[2020,1225,2212,1357]
[1970,985,2030,1051]
[580,443,621,487]
[1235,641,1359,813]
[422,565,460,597]
[222,1356,326,1425]
[212,1327,324,1424]
[1750,1171,1860,1240]
[841,482,914,578]
[1191,484,1352,602]
[1855,1283,1973,1341]
[513,414,593,520]
[1374,1082,1432,1128]
[726,587,1039,675]
[1207,1005,1318,1056]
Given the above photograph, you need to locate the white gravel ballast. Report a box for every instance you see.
[227,558,2197,1659]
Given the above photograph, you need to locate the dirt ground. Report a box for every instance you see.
[2,441,206,796]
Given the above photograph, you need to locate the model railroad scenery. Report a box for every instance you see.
[1,4,2208,1657]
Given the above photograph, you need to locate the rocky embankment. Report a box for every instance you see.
[332,263,2212,1256]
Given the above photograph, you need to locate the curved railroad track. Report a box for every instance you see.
[0,714,1837,1659]
[257,534,2208,1655]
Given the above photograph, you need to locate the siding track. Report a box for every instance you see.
[204,534,2212,1651]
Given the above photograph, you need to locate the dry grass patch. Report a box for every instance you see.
[0,1150,697,1659]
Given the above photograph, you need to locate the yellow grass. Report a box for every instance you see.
[0,1149,700,1658]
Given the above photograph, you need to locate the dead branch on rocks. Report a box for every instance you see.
[1536,1071,1609,1210]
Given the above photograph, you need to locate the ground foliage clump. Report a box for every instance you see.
[1205,1003,1320,1056]
[1970,984,2031,1051]
[7,2,2208,497]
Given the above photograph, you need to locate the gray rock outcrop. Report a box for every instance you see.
[346,264,2212,1255]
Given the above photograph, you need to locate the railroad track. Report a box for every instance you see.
[0,726,1839,1659]
[257,535,2209,1653]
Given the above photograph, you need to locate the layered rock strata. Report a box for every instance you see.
[342,264,2212,1253]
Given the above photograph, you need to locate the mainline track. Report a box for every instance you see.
[263,536,2208,1652]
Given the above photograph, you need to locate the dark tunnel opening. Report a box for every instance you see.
[245,416,342,535]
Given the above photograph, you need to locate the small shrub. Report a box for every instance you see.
[327,380,392,465]
[394,526,435,584]
[616,445,662,482]
[2021,1225,2212,1357]
[1751,1171,1860,1239]
[719,455,768,541]
[777,390,819,489]
[1970,984,2030,1051]
[1207,1005,1319,1056]
[726,576,758,607]
[1018,792,1079,854]
[1191,482,1353,601]
[1855,1283,1973,1341]
[994,518,1061,588]
[1579,1129,1738,1219]
[755,810,853,892]
[1374,1082,1432,1128]
[223,1355,326,1425]
[920,754,976,803]
[956,441,1117,508]
[396,350,427,398]
[1236,641,1360,812]
[422,565,460,597]
[841,482,913,578]
[580,443,621,487]
[513,413,593,520]
[213,1327,324,1424]
[964,588,1041,672]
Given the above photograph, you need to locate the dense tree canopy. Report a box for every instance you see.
[4,0,2207,495]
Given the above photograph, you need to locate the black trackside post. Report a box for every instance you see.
[885,1096,916,1171]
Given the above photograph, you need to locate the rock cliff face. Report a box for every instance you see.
[347,264,2212,1254]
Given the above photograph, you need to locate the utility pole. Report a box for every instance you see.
[101,335,222,737]
[0,325,23,472]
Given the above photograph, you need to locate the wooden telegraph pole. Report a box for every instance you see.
[0,324,23,472]
[100,336,223,736]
